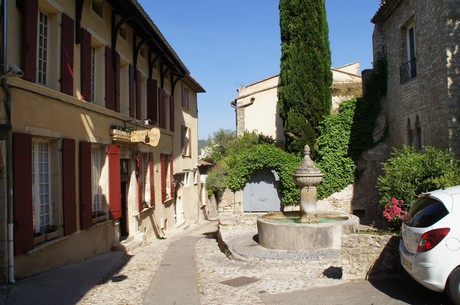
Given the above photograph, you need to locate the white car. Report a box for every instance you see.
[400,185,460,304]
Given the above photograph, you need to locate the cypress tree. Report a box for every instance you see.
[278,0,332,155]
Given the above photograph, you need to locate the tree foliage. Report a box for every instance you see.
[202,128,236,163]
[278,0,332,155]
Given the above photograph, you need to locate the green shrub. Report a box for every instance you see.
[377,146,460,229]
[316,99,356,199]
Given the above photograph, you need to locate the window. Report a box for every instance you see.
[91,147,103,216]
[406,26,416,62]
[406,197,448,228]
[90,47,96,103]
[37,11,49,85]
[32,139,52,234]
[400,23,417,83]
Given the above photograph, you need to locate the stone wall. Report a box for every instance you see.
[372,0,460,156]
[342,233,401,280]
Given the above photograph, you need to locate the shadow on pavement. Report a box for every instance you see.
[369,274,453,305]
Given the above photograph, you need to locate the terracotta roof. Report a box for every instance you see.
[371,0,403,24]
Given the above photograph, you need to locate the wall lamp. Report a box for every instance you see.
[1,64,24,79]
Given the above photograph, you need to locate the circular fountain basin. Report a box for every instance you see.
[257,211,359,251]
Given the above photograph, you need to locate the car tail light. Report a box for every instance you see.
[417,228,450,252]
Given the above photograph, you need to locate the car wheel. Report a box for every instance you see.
[447,267,460,305]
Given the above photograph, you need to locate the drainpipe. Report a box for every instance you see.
[1,0,14,284]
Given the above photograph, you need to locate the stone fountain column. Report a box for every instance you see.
[292,145,323,223]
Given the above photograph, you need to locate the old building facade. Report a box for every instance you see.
[371,0,460,156]
[0,0,204,283]
[232,63,362,147]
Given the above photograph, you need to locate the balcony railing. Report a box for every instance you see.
[400,57,417,84]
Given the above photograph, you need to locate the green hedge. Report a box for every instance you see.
[227,144,300,205]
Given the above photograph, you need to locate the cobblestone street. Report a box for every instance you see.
[78,218,345,305]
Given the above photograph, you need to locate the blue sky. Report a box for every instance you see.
[138,0,381,140]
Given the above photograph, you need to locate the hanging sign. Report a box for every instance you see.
[130,128,160,147]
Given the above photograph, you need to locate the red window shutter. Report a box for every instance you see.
[136,70,142,120]
[169,95,175,131]
[21,0,38,82]
[160,154,167,202]
[147,79,158,123]
[105,46,114,110]
[108,144,122,219]
[159,89,166,129]
[80,28,91,101]
[62,139,77,235]
[13,133,33,255]
[149,154,155,206]
[129,64,135,118]
[60,13,74,95]
[79,141,93,230]
[137,152,142,211]
[114,52,121,112]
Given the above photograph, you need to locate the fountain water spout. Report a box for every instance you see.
[292,145,323,223]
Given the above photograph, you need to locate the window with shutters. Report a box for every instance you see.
[31,138,60,238]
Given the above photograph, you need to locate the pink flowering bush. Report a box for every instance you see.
[383,198,408,230]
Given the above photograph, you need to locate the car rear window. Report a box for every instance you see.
[405,197,449,228]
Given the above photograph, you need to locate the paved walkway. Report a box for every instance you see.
[142,221,217,305]
[0,217,453,305]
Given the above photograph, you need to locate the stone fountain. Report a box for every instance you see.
[293,145,323,223]
[257,145,359,251]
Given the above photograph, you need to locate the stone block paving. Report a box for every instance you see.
[79,218,346,305]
